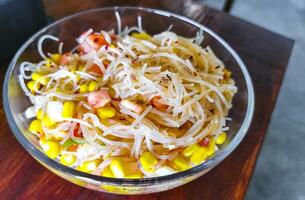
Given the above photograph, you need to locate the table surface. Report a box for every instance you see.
[0,0,294,199]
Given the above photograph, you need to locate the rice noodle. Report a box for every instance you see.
[137,15,143,32]
[38,34,59,59]
[115,10,121,34]
[58,42,63,54]
[101,31,111,44]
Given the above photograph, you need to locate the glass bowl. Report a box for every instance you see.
[3,7,254,194]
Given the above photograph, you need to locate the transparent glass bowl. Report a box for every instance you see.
[3,7,254,194]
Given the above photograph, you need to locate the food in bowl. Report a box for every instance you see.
[19,16,237,179]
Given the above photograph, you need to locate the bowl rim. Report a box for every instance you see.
[3,6,255,186]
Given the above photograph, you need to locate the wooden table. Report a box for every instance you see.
[0,0,294,199]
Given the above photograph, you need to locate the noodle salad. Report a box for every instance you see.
[20,15,237,178]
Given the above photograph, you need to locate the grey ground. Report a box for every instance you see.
[205,0,305,199]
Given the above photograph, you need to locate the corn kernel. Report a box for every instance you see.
[132,32,152,40]
[36,108,44,120]
[207,137,216,156]
[126,173,143,179]
[223,90,233,102]
[45,58,54,67]
[108,87,116,98]
[79,84,88,93]
[31,72,41,81]
[171,155,190,171]
[60,154,76,166]
[139,151,158,171]
[182,144,199,157]
[27,81,40,92]
[102,166,114,177]
[41,77,50,85]
[88,81,99,92]
[77,64,85,71]
[190,146,208,165]
[29,119,43,134]
[77,160,99,173]
[110,158,125,178]
[97,107,116,119]
[109,44,115,48]
[216,132,227,145]
[100,119,111,126]
[124,161,141,175]
[41,140,60,159]
[31,72,49,85]
[42,115,56,127]
[62,101,75,118]
[223,69,231,80]
[76,75,81,82]
[50,54,61,64]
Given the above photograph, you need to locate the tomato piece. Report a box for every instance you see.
[67,144,78,152]
[87,89,111,108]
[199,137,210,147]
[151,96,168,110]
[87,33,108,49]
[73,123,83,138]
[110,34,117,41]
[59,53,70,65]
[88,64,103,75]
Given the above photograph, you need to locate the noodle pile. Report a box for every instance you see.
[20,15,237,178]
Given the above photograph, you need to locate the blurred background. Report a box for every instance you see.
[229,1,305,200]
[0,0,304,199]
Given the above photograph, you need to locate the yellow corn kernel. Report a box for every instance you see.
[88,81,99,92]
[77,160,99,173]
[190,146,208,165]
[207,137,216,156]
[31,72,41,81]
[102,166,114,177]
[97,107,116,119]
[124,161,141,174]
[42,115,56,127]
[223,90,233,102]
[60,154,76,166]
[108,87,116,98]
[40,77,50,85]
[110,158,125,178]
[100,119,111,126]
[41,140,60,159]
[29,119,43,134]
[216,132,227,145]
[223,69,232,80]
[77,64,85,71]
[139,151,158,171]
[132,32,152,40]
[171,155,190,171]
[36,108,44,120]
[31,72,49,85]
[126,173,143,179]
[182,144,199,157]
[62,101,75,118]
[50,54,61,64]
[45,58,54,67]
[79,84,88,93]
[27,81,40,92]
[76,75,81,82]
